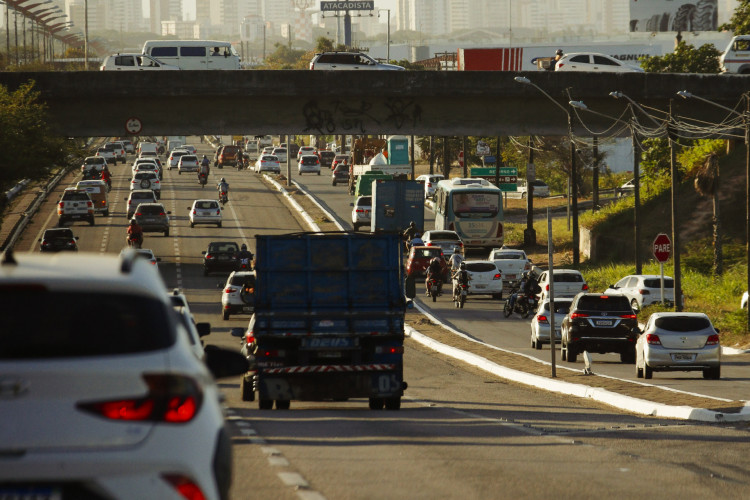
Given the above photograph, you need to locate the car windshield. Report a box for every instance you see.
[494,252,525,259]
[0,290,174,359]
[230,274,255,286]
[209,243,239,253]
[182,155,197,162]
[427,231,459,241]
[301,157,318,165]
[544,300,572,314]
[654,316,712,332]
[63,192,90,201]
[643,278,675,288]
[576,296,630,311]
[43,229,73,238]
[195,201,218,209]
[553,273,583,282]
[466,263,497,273]
[414,248,443,259]
[138,205,165,215]
[135,173,155,179]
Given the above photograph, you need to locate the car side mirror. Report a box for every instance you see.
[203,345,248,379]
[196,322,211,337]
[167,211,171,215]
[201,251,207,255]
[217,282,223,290]
[714,327,721,334]
[230,327,245,338]
[156,257,162,262]
[75,236,79,240]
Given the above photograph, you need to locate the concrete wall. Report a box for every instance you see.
[1,70,749,137]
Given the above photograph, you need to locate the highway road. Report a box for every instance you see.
[12,139,750,499]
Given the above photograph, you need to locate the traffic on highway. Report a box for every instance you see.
[2,135,750,500]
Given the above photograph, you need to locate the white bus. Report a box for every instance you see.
[141,40,241,70]
[433,178,504,250]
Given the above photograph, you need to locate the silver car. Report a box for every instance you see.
[530,298,573,350]
[351,195,371,231]
[635,312,721,380]
[189,199,222,228]
[421,230,463,259]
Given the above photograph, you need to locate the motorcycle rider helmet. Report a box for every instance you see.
[220,177,226,183]
[459,262,466,269]
[202,154,207,159]
[556,49,563,56]
[241,244,247,251]
[409,221,416,228]
[129,218,136,225]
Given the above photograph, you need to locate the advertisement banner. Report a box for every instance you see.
[320,1,374,11]
[629,0,718,32]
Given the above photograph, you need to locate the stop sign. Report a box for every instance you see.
[458,151,464,167]
[653,233,672,263]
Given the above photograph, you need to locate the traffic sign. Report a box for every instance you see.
[653,233,672,263]
[469,166,518,191]
[125,117,142,135]
[458,150,464,168]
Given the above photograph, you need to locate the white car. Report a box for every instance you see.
[488,247,532,292]
[635,312,721,380]
[189,199,222,228]
[516,180,550,198]
[310,51,405,71]
[351,195,371,231]
[255,154,280,174]
[421,230,463,259]
[99,52,179,71]
[298,154,321,175]
[168,149,189,170]
[416,174,445,199]
[604,274,675,312]
[178,154,200,174]
[297,146,317,160]
[221,271,256,320]
[535,269,588,302]
[271,147,288,163]
[742,291,748,309]
[530,297,573,350]
[130,171,161,198]
[464,260,504,299]
[132,162,161,179]
[0,251,247,500]
[555,52,644,73]
[119,247,161,269]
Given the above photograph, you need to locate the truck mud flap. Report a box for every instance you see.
[257,369,404,401]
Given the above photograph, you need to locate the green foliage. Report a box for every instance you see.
[0,81,68,193]
[262,43,309,69]
[676,139,725,176]
[640,41,721,74]
[719,0,750,34]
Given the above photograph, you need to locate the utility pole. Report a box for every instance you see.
[570,115,579,267]
[633,124,642,274]
[592,136,599,210]
[84,0,89,70]
[429,136,434,175]
[442,137,449,179]
[669,101,683,311]
[525,136,536,246]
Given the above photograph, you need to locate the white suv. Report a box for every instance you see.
[310,51,405,71]
[0,249,247,500]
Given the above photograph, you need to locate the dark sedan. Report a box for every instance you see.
[39,228,78,252]
[202,241,240,276]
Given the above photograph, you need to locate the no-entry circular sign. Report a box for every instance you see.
[653,233,672,263]
[125,117,142,135]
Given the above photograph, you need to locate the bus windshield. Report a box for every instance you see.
[451,191,500,218]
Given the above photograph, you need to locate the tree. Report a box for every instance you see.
[262,43,308,69]
[0,81,68,194]
[719,0,750,34]
[640,41,721,73]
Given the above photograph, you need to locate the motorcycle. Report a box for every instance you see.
[126,233,143,249]
[220,191,228,206]
[198,173,207,188]
[452,279,468,308]
[426,275,441,302]
[238,256,253,271]
[503,286,536,319]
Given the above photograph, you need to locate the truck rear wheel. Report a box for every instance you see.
[258,399,273,410]
[240,377,255,401]
[275,399,290,410]
[384,397,401,410]
[368,397,384,410]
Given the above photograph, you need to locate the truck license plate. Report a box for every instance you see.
[318,351,342,358]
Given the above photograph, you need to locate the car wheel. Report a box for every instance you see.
[703,366,721,380]
[190,222,194,228]
[240,377,255,401]
[332,180,336,186]
[561,341,567,361]
[503,300,512,318]
[635,360,644,378]
[258,399,273,410]
[103,209,109,217]
[178,170,181,175]
[368,397,384,410]
[630,299,640,312]
[275,400,291,410]
[353,223,359,231]
[317,171,320,175]
[530,334,536,349]
[644,364,653,379]
[384,397,401,410]
[89,217,95,226]
[203,268,208,277]
[222,309,229,320]
[567,345,578,363]
[218,222,222,228]
[164,229,169,237]
[620,348,635,364]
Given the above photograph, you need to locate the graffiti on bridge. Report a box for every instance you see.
[303,98,422,134]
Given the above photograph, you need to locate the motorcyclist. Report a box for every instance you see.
[451,261,470,298]
[237,243,254,270]
[218,177,229,199]
[508,271,537,311]
[410,232,424,248]
[402,221,418,250]
[100,166,111,190]
[198,156,210,182]
[126,218,143,247]
[448,251,464,272]
[425,256,444,296]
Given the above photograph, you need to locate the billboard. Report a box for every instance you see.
[320,1,374,11]
[629,0,718,32]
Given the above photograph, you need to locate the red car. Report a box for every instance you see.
[406,246,449,280]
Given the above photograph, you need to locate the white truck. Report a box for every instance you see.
[720,35,750,74]
[488,247,532,293]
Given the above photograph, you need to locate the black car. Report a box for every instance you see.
[202,241,240,276]
[319,150,336,168]
[39,228,79,252]
[560,293,638,364]
[332,163,349,186]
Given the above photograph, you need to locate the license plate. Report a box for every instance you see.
[0,486,62,500]
[506,274,516,280]
[474,284,486,289]
[318,351,342,358]
[671,353,696,362]
[242,306,252,312]
[595,320,613,326]
[218,255,229,260]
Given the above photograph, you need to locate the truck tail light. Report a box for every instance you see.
[77,374,203,423]
[646,334,661,345]
[706,334,720,345]
[375,346,404,354]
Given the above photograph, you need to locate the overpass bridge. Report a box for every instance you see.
[0,71,748,138]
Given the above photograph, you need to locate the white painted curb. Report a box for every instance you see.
[264,175,321,232]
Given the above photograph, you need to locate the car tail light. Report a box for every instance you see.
[524,262,531,270]
[245,332,255,345]
[205,253,214,260]
[224,286,238,294]
[536,315,548,323]
[375,346,404,354]
[58,202,64,208]
[646,334,661,345]
[77,374,203,423]
[135,212,142,216]
[162,473,207,500]
[582,284,589,290]
[639,289,650,295]
[706,334,720,345]
[87,201,93,208]
[41,240,50,247]
[493,273,502,280]
[216,209,220,215]
[545,284,550,291]
[619,314,637,319]
[570,312,589,319]
[160,212,165,216]
[69,239,76,245]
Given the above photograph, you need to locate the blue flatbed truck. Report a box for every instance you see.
[243,232,408,410]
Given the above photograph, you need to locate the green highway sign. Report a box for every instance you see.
[470,166,518,191]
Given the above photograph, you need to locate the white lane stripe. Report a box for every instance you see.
[297,491,328,500]
[277,472,309,488]
[268,456,290,467]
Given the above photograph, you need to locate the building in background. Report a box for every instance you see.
[149,0,182,34]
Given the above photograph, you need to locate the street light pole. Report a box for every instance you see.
[515,76,579,266]
[378,8,390,63]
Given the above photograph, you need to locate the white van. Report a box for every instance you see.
[141,40,241,70]
[137,142,158,156]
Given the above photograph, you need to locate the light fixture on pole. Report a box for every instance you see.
[377,8,390,63]
[515,76,580,266]
[678,89,750,330]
